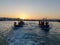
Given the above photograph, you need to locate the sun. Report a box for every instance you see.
[20,17,25,19]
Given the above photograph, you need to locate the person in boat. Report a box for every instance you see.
[18,20,24,26]
[14,19,24,27]
[41,21,44,26]
[45,21,49,25]
[39,21,41,25]
[45,17,49,25]
[41,18,45,25]
[14,22,17,27]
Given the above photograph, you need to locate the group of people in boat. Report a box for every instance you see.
[39,19,49,28]
[14,20,24,27]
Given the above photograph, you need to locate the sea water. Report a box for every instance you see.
[0,21,60,45]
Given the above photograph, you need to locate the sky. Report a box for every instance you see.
[0,0,60,19]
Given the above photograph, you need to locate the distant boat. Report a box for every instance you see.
[40,24,49,28]
[39,18,50,31]
[14,21,24,27]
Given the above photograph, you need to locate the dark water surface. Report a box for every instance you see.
[0,21,60,45]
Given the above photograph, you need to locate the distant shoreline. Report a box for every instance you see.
[0,18,60,22]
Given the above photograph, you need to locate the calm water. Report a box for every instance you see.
[0,21,60,45]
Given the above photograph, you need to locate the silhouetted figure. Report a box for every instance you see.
[41,21,44,26]
[14,22,17,27]
[18,20,24,26]
[39,21,41,25]
[45,21,49,25]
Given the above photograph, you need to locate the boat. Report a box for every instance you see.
[14,21,24,27]
[39,18,50,31]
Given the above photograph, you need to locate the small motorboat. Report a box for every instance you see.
[39,19,50,31]
[14,21,24,27]
[40,25,49,28]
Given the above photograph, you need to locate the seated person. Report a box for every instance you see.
[18,20,24,25]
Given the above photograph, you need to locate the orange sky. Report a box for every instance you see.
[0,0,60,19]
